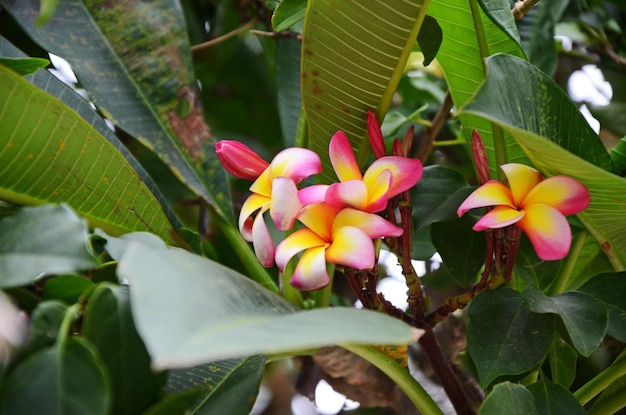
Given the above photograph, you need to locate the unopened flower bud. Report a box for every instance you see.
[215,140,269,181]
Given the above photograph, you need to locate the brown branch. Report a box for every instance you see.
[416,92,453,163]
[419,329,477,415]
[512,0,541,20]
[191,18,258,54]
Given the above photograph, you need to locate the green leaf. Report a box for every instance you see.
[82,284,164,415]
[462,53,626,270]
[417,15,442,66]
[0,204,97,288]
[0,54,183,245]
[523,286,608,356]
[301,0,430,181]
[431,215,486,287]
[276,37,302,147]
[527,377,585,415]
[579,272,626,342]
[0,57,48,75]
[1,0,227,217]
[428,0,528,178]
[42,275,95,304]
[26,301,67,352]
[549,334,578,389]
[467,288,553,387]
[143,389,205,415]
[514,236,562,291]
[110,236,417,370]
[165,356,266,415]
[479,382,537,415]
[412,165,473,231]
[272,0,306,32]
[609,133,626,173]
[0,339,110,415]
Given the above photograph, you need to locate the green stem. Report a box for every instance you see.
[217,215,279,293]
[58,303,81,347]
[282,257,304,308]
[587,388,626,415]
[549,230,587,295]
[343,344,444,415]
[312,264,334,308]
[574,352,626,405]
[432,138,466,147]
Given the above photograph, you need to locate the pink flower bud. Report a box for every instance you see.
[215,140,269,180]
[367,110,386,159]
[471,130,491,185]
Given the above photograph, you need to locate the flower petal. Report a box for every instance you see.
[457,180,515,217]
[270,147,322,183]
[239,193,269,240]
[473,206,524,231]
[363,169,393,212]
[522,176,590,215]
[249,167,274,196]
[270,177,302,231]
[325,180,368,210]
[329,131,362,182]
[289,246,331,291]
[326,226,375,270]
[297,203,340,241]
[363,156,423,197]
[333,208,403,238]
[517,204,572,260]
[275,228,326,271]
[251,206,275,267]
[215,140,269,180]
[501,163,542,206]
[298,184,328,205]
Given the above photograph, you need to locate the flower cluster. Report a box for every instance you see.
[216,112,423,290]
[218,116,591,290]
[457,163,590,260]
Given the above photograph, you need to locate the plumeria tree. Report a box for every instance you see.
[0,0,625,414]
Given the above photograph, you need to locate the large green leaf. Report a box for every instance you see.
[0,338,110,415]
[479,382,537,415]
[0,57,182,245]
[527,377,585,415]
[462,53,626,270]
[301,0,430,181]
[82,284,164,415]
[165,356,266,415]
[0,204,96,288]
[1,0,229,217]
[431,215,486,287]
[549,334,578,389]
[523,286,608,357]
[428,0,529,178]
[108,235,417,370]
[579,272,626,342]
[467,288,553,387]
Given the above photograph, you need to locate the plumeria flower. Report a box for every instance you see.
[300,131,423,212]
[457,163,590,260]
[275,203,403,290]
[216,140,322,267]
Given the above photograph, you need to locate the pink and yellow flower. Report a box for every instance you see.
[275,203,403,290]
[216,140,322,267]
[300,131,423,212]
[457,163,590,260]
